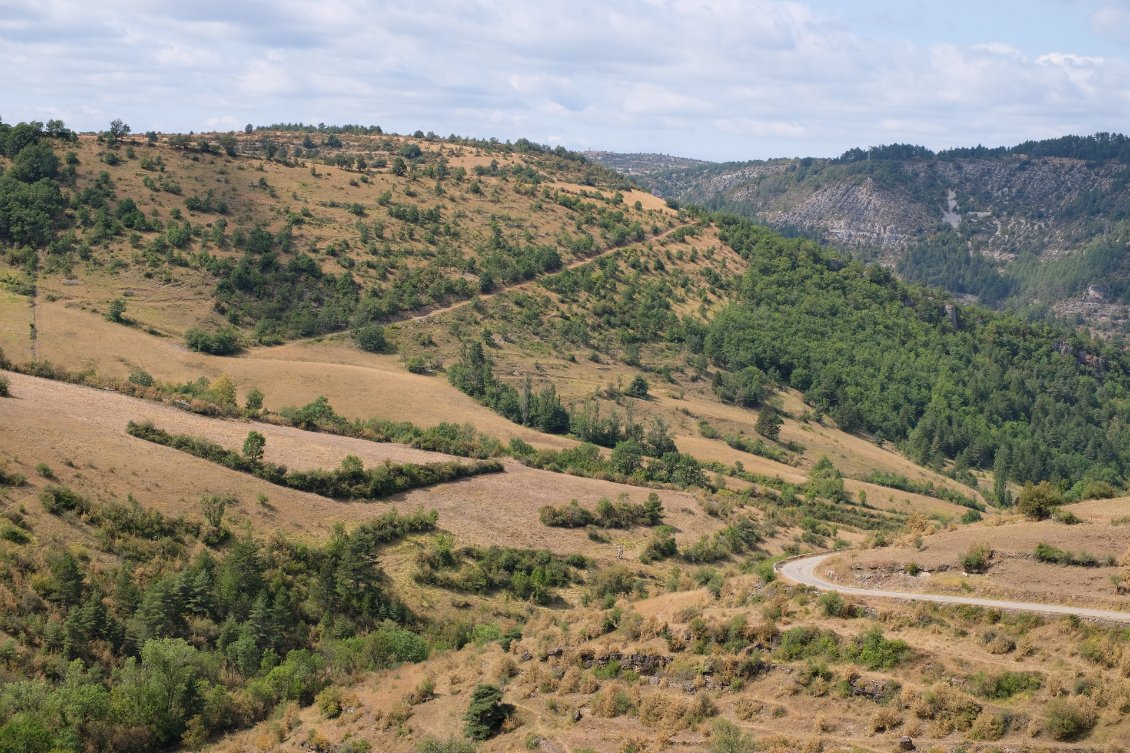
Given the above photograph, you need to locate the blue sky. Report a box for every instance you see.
[2,0,1129,161]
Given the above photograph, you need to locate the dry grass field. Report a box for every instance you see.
[0,371,722,560]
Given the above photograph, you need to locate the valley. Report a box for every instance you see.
[1,121,1129,753]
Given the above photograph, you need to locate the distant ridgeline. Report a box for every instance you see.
[836,132,1130,163]
[610,133,1130,318]
[704,215,1130,502]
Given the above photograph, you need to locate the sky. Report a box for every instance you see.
[3,0,1130,161]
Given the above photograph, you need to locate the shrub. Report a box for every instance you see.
[1034,542,1099,567]
[0,468,27,486]
[315,686,344,718]
[0,375,9,397]
[970,670,1042,699]
[588,565,639,599]
[960,543,991,573]
[128,369,154,387]
[106,297,126,322]
[185,327,240,355]
[39,485,90,515]
[818,591,857,618]
[626,375,649,398]
[846,628,910,670]
[1016,481,1062,520]
[1043,698,1097,741]
[353,323,389,353]
[640,533,677,564]
[405,677,436,705]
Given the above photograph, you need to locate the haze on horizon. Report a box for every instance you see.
[3,0,1130,162]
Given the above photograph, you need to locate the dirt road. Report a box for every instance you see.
[778,552,1130,624]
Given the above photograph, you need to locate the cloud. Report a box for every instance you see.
[1,0,1130,159]
[1091,4,1130,45]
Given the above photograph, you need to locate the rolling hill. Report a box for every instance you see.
[2,120,1130,753]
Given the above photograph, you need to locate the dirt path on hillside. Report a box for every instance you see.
[265,221,695,350]
[778,553,1130,623]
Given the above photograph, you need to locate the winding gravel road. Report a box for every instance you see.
[777,553,1130,624]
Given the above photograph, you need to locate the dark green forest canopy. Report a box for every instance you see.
[706,215,1130,492]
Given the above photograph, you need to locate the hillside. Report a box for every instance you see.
[591,135,1130,331]
[3,120,1130,753]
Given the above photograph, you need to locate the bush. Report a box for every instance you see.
[106,297,126,322]
[960,509,982,524]
[0,468,26,486]
[128,369,154,387]
[588,564,638,599]
[818,591,857,618]
[185,327,240,355]
[970,670,1042,699]
[960,543,991,573]
[1043,698,1097,741]
[315,686,344,718]
[626,375,649,398]
[1034,542,1099,567]
[353,323,389,353]
[709,719,757,753]
[39,485,90,515]
[1016,481,1062,520]
[0,375,9,397]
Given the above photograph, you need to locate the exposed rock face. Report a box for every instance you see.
[590,150,1130,327]
[623,153,1129,262]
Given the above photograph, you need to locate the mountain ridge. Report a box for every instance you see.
[589,135,1130,331]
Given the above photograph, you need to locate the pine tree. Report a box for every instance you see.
[463,683,511,740]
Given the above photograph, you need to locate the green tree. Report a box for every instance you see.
[112,638,208,746]
[217,133,237,157]
[1016,481,1062,521]
[9,143,59,182]
[463,683,510,740]
[105,118,130,145]
[245,387,264,411]
[242,431,266,464]
[352,322,388,353]
[610,439,644,475]
[645,417,677,457]
[755,406,783,441]
[106,297,126,323]
[626,375,649,398]
[209,376,237,408]
[642,492,664,525]
[200,495,228,530]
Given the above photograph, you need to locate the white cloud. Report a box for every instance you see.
[1,0,1129,159]
[1091,4,1130,45]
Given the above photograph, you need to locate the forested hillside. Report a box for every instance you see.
[704,216,1130,501]
[592,134,1130,332]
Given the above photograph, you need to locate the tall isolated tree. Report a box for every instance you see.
[105,118,130,145]
[242,431,266,464]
